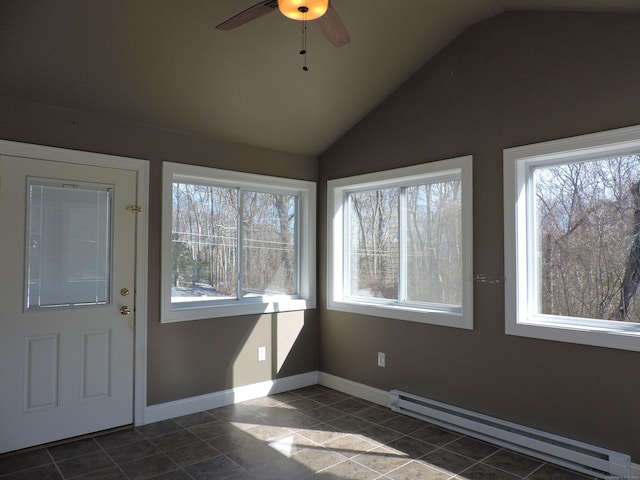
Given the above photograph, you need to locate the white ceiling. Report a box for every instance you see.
[1,1,639,156]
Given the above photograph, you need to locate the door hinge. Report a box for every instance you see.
[126,205,142,214]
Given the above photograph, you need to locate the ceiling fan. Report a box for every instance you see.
[215,0,350,48]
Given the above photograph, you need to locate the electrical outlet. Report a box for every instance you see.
[258,346,266,362]
[377,352,386,368]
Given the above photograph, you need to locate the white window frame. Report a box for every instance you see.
[504,125,640,351]
[161,162,316,323]
[327,156,473,328]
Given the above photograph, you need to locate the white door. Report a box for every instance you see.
[0,155,137,453]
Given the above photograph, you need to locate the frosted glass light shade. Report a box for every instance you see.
[278,0,329,21]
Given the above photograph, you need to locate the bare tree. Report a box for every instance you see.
[535,155,640,322]
[618,181,640,320]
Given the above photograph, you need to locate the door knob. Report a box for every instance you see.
[120,306,131,315]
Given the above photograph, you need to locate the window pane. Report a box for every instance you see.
[533,155,640,322]
[27,182,111,308]
[348,189,399,299]
[405,181,462,305]
[171,183,238,303]
[242,192,297,297]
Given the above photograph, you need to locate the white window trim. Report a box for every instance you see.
[327,156,474,329]
[161,161,316,323]
[504,124,640,351]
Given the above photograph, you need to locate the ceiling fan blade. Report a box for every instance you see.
[316,5,350,47]
[216,0,278,31]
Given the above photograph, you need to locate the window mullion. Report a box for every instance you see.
[237,187,244,301]
[398,186,407,303]
[343,192,352,298]
[525,166,539,318]
[293,195,300,295]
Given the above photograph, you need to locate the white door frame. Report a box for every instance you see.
[0,139,149,428]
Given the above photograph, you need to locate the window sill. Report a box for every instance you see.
[506,317,640,352]
[162,297,313,323]
[327,299,472,329]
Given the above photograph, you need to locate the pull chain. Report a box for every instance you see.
[299,7,309,71]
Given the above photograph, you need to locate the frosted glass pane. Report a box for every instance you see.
[27,182,111,308]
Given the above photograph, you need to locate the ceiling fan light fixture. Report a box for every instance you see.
[278,0,329,21]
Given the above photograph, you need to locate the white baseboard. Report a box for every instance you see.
[142,371,319,425]
[318,372,389,407]
[631,462,640,479]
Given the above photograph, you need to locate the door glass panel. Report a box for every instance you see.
[26,180,112,309]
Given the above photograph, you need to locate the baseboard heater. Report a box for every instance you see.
[390,390,631,479]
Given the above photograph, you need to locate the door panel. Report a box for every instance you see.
[0,155,137,453]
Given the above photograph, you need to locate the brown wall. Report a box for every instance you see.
[0,96,319,405]
[318,12,640,460]
[2,8,640,462]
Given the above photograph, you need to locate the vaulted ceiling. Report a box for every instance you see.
[1,1,639,156]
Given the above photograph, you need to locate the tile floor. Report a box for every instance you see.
[0,385,598,480]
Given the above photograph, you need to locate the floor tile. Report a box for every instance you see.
[525,464,597,479]
[355,406,400,425]
[296,425,347,445]
[318,459,380,480]
[287,397,325,412]
[206,430,258,454]
[420,448,475,475]
[189,420,235,440]
[146,470,192,480]
[323,433,379,458]
[386,436,436,459]
[73,466,128,479]
[173,411,217,429]
[137,420,182,439]
[443,437,499,461]
[358,425,405,445]
[0,463,63,480]
[291,385,332,397]
[305,405,346,422]
[352,445,412,474]
[456,462,519,479]
[224,444,284,472]
[55,451,115,478]
[184,455,247,480]
[240,396,286,409]
[410,426,462,447]
[386,460,451,480]
[330,398,373,415]
[206,404,248,421]
[119,453,179,480]
[224,471,256,480]
[244,424,293,441]
[267,391,301,404]
[292,448,347,472]
[96,429,145,451]
[149,429,200,451]
[164,441,220,467]
[47,438,101,461]
[107,439,160,464]
[268,432,320,457]
[482,449,542,477]
[382,415,430,435]
[326,414,374,433]
[0,449,52,475]
[310,390,351,406]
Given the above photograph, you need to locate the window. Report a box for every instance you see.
[162,162,315,322]
[504,125,640,351]
[327,156,473,328]
[27,179,112,309]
